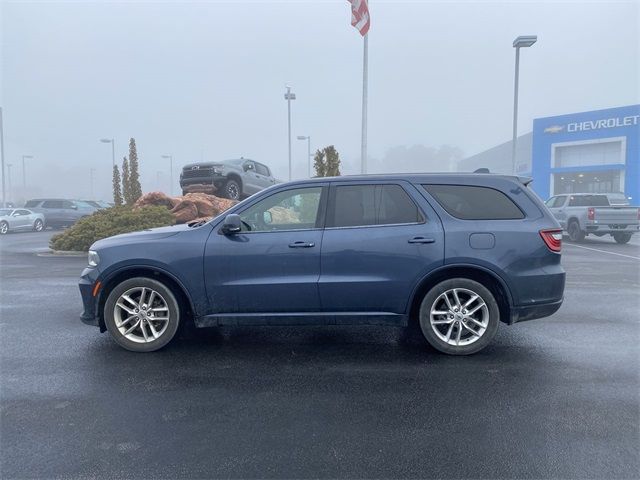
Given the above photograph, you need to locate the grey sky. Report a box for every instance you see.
[1,0,638,201]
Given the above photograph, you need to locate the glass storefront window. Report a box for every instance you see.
[552,170,623,195]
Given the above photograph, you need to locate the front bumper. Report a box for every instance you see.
[79,267,101,329]
[179,174,226,188]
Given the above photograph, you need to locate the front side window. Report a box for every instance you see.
[329,184,423,228]
[423,184,525,220]
[239,187,323,232]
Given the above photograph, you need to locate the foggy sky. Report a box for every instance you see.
[1,0,638,201]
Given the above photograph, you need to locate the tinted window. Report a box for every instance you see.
[42,200,63,209]
[239,187,323,232]
[544,197,556,207]
[15,210,30,215]
[255,163,269,176]
[423,185,524,220]
[0,209,12,215]
[331,184,422,228]
[24,200,41,208]
[568,195,609,207]
[61,200,75,209]
[549,196,566,208]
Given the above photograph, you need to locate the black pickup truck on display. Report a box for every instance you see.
[179,158,277,200]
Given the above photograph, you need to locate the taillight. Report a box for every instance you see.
[587,207,595,221]
[540,229,562,253]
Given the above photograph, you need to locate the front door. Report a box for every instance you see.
[204,184,328,318]
[319,182,444,316]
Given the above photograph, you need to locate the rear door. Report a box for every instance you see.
[241,160,260,194]
[254,163,275,190]
[319,181,444,316]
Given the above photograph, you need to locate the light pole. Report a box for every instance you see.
[297,135,312,178]
[22,155,33,190]
[511,35,537,174]
[284,86,296,181]
[161,155,173,195]
[0,107,5,206]
[100,138,115,169]
[6,163,12,202]
[156,170,163,190]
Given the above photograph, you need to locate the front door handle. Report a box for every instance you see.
[289,241,315,248]
[408,237,435,244]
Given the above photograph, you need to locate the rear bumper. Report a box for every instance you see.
[584,224,639,234]
[509,298,563,324]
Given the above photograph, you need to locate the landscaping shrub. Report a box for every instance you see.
[49,206,176,252]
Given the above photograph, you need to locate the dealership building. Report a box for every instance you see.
[461,104,640,203]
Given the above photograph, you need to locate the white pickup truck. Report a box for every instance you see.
[545,193,639,244]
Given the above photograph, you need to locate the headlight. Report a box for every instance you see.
[88,250,100,267]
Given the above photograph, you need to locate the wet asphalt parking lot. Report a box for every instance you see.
[1,230,639,479]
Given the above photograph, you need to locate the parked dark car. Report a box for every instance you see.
[24,198,97,228]
[79,174,565,355]
[179,158,277,199]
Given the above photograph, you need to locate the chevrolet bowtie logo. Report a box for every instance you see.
[544,125,564,134]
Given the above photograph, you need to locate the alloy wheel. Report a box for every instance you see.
[227,182,240,200]
[34,220,44,232]
[429,288,489,347]
[113,287,171,343]
[0,222,8,234]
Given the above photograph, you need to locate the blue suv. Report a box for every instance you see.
[79,174,565,355]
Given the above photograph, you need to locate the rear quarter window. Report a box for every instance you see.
[423,184,525,220]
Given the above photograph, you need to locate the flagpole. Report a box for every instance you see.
[361,33,368,174]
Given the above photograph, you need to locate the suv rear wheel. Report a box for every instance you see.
[419,278,500,355]
[612,232,632,244]
[568,220,585,242]
[104,277,181,352]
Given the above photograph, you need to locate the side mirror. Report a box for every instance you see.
[221,214,242,234]
[243,163,253,172]
[263,211,272,225]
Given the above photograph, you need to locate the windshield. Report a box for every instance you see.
[220,159,245,166]
[0,209,12,216]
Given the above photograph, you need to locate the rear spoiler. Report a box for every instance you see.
[472,168,533,187]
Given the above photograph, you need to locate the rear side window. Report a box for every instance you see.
[423,185,525,220]
[330,184,423,228]
[255,163,269,176]
[568,195,609,207]
[24,200,41,208]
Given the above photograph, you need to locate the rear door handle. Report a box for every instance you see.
[408,237,435,244]
[289,241,315,248]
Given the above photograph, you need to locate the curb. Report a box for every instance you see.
[38,250,87,257]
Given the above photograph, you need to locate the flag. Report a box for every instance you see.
[348,0,370,36]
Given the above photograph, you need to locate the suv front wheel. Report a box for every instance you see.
[223,179,241,200]
[419,278,500,355]
[104,277,181,352]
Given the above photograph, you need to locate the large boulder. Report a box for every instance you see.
[134,192,238,224]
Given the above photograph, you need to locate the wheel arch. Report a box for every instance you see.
[407,264,514,326]
[226,173,243,190]
[97,266,195,332]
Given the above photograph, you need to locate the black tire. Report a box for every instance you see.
[104,277,181,352]
[568,220,585,242]
[613,232,632,244]
[418,278,500,355]
[223,179,241,200]
[0,221,8,235]
[33,219,44,232]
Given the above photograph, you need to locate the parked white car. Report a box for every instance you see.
[0,208,46,234]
